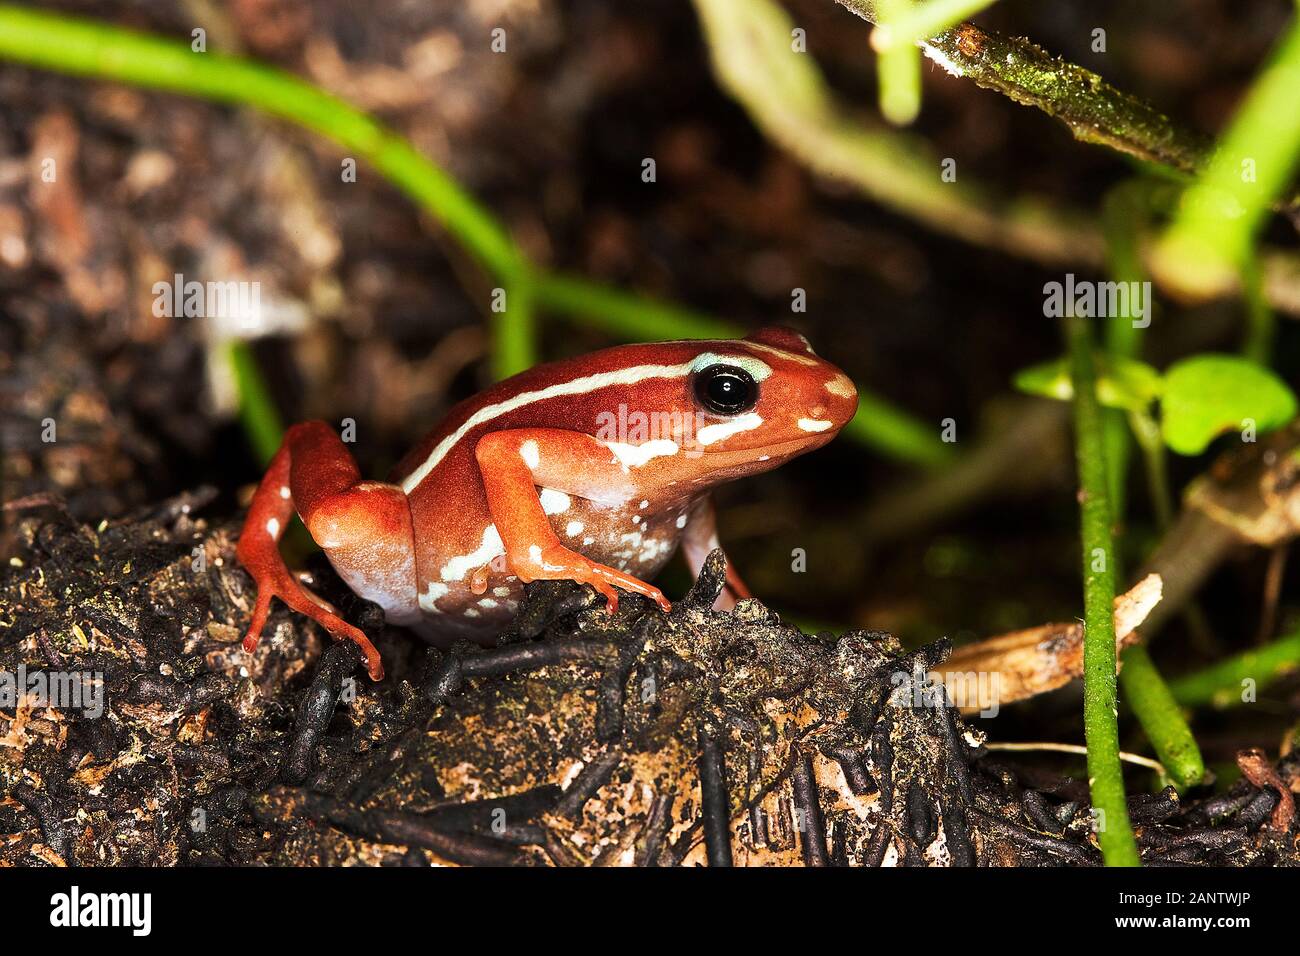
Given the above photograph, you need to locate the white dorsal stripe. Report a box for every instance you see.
[400,353,776,493]
[401,362,690,493]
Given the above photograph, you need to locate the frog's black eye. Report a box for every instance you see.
[694,364,758,416]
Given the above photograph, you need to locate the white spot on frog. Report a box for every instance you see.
[676,514,688,529]
[638,536,672,563]
[419,581,450,612]
[565,520,584,537]
[441,525,505,582]
[539,488,570,515]
[798,418,833,433]
[265,517,280,537]
[823,372,855,398]
[520,440,540,469]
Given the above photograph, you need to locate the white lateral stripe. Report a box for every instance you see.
[697,413,763,446]
[399,354,769,493]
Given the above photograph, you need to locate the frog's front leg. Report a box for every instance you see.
[680,494,752,611]
[474,429,674,614]
[237,421,414,681]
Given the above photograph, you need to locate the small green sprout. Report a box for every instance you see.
[1016,351,1296,455]
[1013,355,1163,412]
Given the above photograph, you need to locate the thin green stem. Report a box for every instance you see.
[1127,409,1175,532]
[493,276,539,379]
[876,0,921,125]
[225,342,284,465]
[1151,10,1300,298]
[1241,253,1276,365]
[1170,630,1300,709]
[1118,645,1205,789]
[1066,314,1139,866]
[844,395,956,469]
[0,6,521,279]
[533,274,739,341]
[1099,180,1205,790]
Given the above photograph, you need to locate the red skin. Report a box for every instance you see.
[236,327,858,679]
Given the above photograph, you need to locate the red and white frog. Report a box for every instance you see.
[236,326,858,680]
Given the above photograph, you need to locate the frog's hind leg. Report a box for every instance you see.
[236,421,416,681]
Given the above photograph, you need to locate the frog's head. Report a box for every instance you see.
[502,326,857,490]
[674,326,858,471]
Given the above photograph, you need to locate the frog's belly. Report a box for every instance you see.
[408,495,691,645]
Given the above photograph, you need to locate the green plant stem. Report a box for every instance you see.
[846,395,957,469]
[1127,409,1175,532]
[836,0,1214,178]
[1241,253,1276,365]
[0,3,950,468]
[1115,406,1203,789]
[1066,313,1139,866]
[493,277,538,379]
[1169,631,1300,709]
[692,0,1101,267]
[0,6,520,279]
[225,342,284,465]
[533,274,739,341]
[876,0,921,125]
[1117,645,1205,789]
[1151,10,1300,298]
[1098,180,1204,789]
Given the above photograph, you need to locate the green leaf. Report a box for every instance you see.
[1160,354,1297,455]
[1013,355,1163,412]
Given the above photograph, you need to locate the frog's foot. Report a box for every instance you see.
[236,434,385,681]
[512,542,672,615]
[240,549,384,682]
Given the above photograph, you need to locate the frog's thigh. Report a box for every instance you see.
[473,429,636,556]
[300,479,420,626]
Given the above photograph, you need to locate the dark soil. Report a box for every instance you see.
[1,502,1296,866]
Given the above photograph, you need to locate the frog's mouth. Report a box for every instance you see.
[690,433,835,459]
